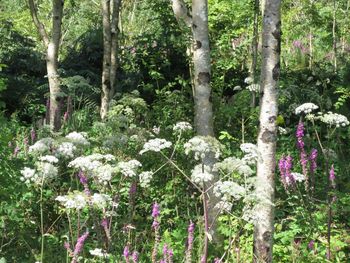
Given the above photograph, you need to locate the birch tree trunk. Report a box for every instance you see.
[171,0,221,245]
[253,0,281,262]
[250,0,259,107]
[100,0,121,120]
[28,0,64,131]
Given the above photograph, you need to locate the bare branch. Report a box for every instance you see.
[28,0,49,46]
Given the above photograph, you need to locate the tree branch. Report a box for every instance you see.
[171,0,192,27]
[28,0,49,46]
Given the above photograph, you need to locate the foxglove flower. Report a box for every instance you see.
[72,231,89,261]
[329,165,336,188]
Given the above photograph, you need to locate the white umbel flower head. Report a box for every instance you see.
[173,121,192,132]
[91,193,112,209]
[184,136,221,160]
[55,191,88,210]
[89,248,110,258]
[65,132,90,146]
[69,156,102,172]
[213,157,254,176]
[56,142,76,158]
[37,162,58,180]
[117,160,142,177]
[95,164,114,184]
[39,155,59,164]
[20,167,38,184]
[191,164,213,186]
[139,138,172,154]
[246,84,260,93]
[240,143,258,165]
[244,76,253,84]
[213,181,245,200]
[29,138,54,155]
[291,172,305,182]
[295,103,319,115]
[214,200,233,213]
[319,112,349,127]
[139,171,153,188]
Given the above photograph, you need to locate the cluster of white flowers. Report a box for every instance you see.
[139,138,172,154]
[295,103,319,115]
[89,248,110,258]
[37,162,58,180]
[91,193,112,209]
[39,155,59,164]
[213,157,253,176]
[246,84,260,93]
[244,76,253,84]
[94,164,114,184]
[318,112,349,127]
[20,167,39,184]
[69,156,103,172]
[214,200,233,213]
[173,121,192,132]
[291,172,305,182]
[184,136,221,160]
[191,164,213,186]
[240,143,258,165]
[56,192,88,210]
[214,181,245,201]
[139,171,153,188]
[56,142,76,158]
[278,127,288,135]
[29,138,54,155]
[65,132,90,146]
[117,160,142,177]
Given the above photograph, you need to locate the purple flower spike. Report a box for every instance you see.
[31,127,36,143]
[329,165,336,188]
[152,202,160,218]
[73,231,89,257]
[308,240,315,250]
[296,122,305,150]
[123,245,130,262]
[132,251,139,263]
[13,146,20,157]
[309,149,318,174]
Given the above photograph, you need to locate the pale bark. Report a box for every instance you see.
[100,0,122,120]
[253,0,281,262]
[250,0,259,107]
[28,0,64,131]
[172,0,220,246]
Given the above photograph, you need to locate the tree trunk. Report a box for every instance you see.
[250,0,259,107]
[253,0,281,262]
[100,0,122,120]
[28,0,64,131]
[332,0,337,73]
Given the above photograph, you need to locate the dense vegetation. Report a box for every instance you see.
[0,0,349,262]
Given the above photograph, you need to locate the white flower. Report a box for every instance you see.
[91,193,112,209]
[37,162,58,179]
[29,138,54,155]
[191,164,213,186]
[94,164,114,184]
[233,86,242,91]
[318,111,349,127]
[56,142,76,158]
[246,84,260,93]
[184,136,221,160]
[139,138,172,155]
[90,248,110,258]
[278,127,288,135]
[240,143,258,165]
[65,132,90,146]
[152,126,160,135]
[214,200,233,213]
[295,103,319,115]
[244,76,253,84]
[213,181,245,200]
[213,157,254,176]
[173,122,192,132]
[69,156,103,172]
[39,155,59,164]
[139,171,153,188]
[291,172,305,182]
[56,192,88,210]
[117,160,142,177]
[20,167,37,184]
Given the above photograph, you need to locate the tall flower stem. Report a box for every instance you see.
[40,178,45,262]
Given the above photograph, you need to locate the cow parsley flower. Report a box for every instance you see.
[56,192,88,210]
[29,138,54,155]
[319,112,349,127]
[213,181,245,200]
[139,138,172,155]
[214,200,233,213]
[173,122,192,132]
[191,164,213,185]
[91,193,112,209]
[291,172,305,182]
[20,167,38,184]
[65,132,90,146]
[37,162,58,180]
[94,164,114,184]
[295,103,319,115]
[184,136,221,160]
[240,143,258,165]
[213,157,253,176]
[244,77,253,84]
[139,171,153,187]
[117,160,142,177]
[39,155,59,164]
[56,142,76,158]
[90,248,109,258]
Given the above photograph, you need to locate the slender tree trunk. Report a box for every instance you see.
[253,0,281,262]
[250,0,259,107]
[332,0,337,73]
[171,0,221,244]
[101,0,122,120]
[28,0,64,131]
